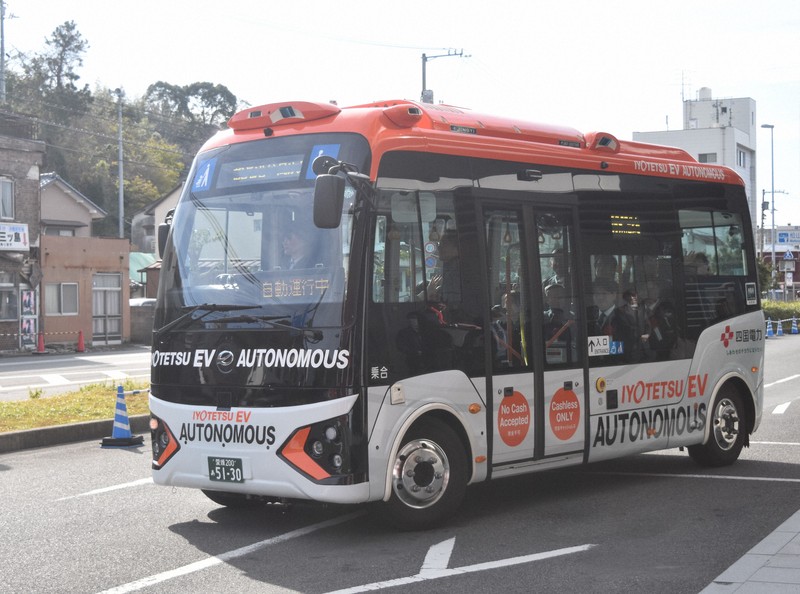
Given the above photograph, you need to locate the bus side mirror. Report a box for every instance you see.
[314,174,344,229]
[157,222,170,258]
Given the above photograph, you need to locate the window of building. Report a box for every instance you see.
[0,179,13,220]
[0,284,18,321]
[45,283,79,315]
[698,153,717,163]
[92,273,122,341]
[44,227,76,237]
[737,149,746,168]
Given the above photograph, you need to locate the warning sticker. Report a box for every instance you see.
[498,391,530,447]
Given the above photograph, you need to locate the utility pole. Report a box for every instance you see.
[761,124,776,286]
[1,1,7,103]
[420,49,469,104]
[115,88,125,238]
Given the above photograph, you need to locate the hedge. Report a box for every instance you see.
[762,300,800,333]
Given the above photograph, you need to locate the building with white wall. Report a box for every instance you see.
[633,88,758,242]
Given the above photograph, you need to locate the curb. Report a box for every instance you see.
[0,414,150,454]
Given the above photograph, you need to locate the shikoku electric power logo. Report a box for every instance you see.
[720,325,735,348]
[719,325,763,354]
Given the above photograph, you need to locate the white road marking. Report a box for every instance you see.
[325,539,595,594]
[764,374,800,388]
[96,512,366,594]
[0,372,150,393]
[56,478,153,501]
[772,401,792,414]
[103,371,129,381]
[41,374,70,385]
[420,537,455,575]
[588,471,800,484]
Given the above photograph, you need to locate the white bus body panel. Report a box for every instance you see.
[150,393,370,504]
[587,310,764,462]
[365,370,488,502]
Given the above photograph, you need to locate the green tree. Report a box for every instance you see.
[7,21,93,175]
[9,20,91,113]
[75,89,185,236]
[5,21,237,238]
[144,80,238,166]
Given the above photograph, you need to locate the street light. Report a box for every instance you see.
[420,49,468,104]
[762,123,775,288]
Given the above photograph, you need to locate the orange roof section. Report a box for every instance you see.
[205,99,742,186]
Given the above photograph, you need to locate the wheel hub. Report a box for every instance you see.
[392,439,449,509]
[712,398,740,451]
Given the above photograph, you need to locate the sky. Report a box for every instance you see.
[5,0,800,227]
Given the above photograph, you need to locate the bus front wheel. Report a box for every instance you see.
[385,417,467,530]
[688,388,746,467]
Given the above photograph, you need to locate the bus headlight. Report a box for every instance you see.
[278,415,351,483]
[150,415,180,469]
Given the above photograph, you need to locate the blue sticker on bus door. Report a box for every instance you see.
[306,144,341,179]
[192,158,217,192]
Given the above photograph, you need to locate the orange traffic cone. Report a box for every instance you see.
[37,331,45,353]
[77,330,85,353]
[101,386,144,447]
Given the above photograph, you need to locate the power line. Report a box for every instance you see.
[41,140,185,173]
[15,111,190,157]
[11,93,202,148]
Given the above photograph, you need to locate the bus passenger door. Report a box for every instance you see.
[483,207,536,465]
[535,210,586,458]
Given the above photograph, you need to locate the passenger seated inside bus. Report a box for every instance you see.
[492,292,524,366]
[687,251,711,276]
[593,254,618,284]
[588,278,639,360]
[396,310,453,374]
[543,283,575,364]
[542,248,569,290]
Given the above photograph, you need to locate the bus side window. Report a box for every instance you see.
[368,190,485,382]
[538,211,580,369]
[579,196,688,365]
[485,209,531,372]
[680,209,750,337]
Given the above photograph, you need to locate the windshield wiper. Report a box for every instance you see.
[154,303,260,339]
[217,314,323,341]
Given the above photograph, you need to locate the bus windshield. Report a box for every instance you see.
[157,133,369,332]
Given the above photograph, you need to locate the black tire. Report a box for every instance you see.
[688,388,746,467]
[201,489,263,509]
[384,417,468,530]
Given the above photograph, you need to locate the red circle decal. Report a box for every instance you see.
[498,391,530,447]
[549,388,580,441]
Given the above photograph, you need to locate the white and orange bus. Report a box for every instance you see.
[150,100,764,528]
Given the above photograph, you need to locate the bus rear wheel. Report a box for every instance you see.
[688,388,746,467]
[385,417,467,530]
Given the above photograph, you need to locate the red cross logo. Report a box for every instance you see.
[720,325,734,347]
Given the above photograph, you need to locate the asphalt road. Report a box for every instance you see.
[0,345,151,401]
[0,337,798,593]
